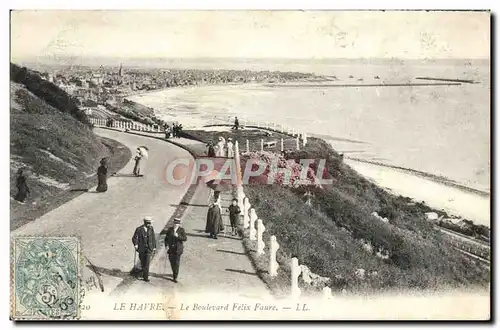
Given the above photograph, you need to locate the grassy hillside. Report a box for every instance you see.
[10,66,131,230]
[182,128,489,294]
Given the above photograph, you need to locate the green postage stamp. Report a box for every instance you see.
[10,236,82,320]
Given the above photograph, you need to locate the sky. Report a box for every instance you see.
[10,10,490,60]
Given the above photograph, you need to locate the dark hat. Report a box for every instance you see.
[173,218,182,224]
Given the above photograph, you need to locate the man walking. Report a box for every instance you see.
[165,218,187,283]
[132,216,156,282]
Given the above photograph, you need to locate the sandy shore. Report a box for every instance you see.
[345,159,490,227]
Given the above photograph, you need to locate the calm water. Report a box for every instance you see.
[128,59,490,193]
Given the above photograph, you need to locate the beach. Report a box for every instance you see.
[127,59,490,226]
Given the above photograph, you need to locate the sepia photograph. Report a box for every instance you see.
[8,8,491,321]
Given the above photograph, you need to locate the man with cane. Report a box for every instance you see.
[165,218,187,283]
[132,216,156,282]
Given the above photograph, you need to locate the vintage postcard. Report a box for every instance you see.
[9,10,490,320]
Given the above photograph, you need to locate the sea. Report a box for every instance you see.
[125,58,490,194]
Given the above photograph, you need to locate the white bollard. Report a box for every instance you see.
[249,208,258,241]
[243,197,251,229]
[296,136,300,150]
[280,138,284,152]
[281,124,284,132]
[291,257,302,298]
[269,235,280,277]
[257,219,266,256]
[303,133,308,146]
[260,139,264,151]
[246,139,250,153]
[323,287,332,299]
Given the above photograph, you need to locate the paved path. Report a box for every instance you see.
[12,128,269,319]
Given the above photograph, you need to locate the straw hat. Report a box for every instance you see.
[143,216,153,223]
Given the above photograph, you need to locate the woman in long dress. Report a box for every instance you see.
[96,158,108,192]
[216,137,226,157]
[14,168,30,203]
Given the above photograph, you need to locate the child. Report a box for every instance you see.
[227,198,241,236]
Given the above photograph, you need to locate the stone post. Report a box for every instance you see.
[260,139,264,151]
[303,133,308,146]
[243,197,251,229]
[280,138,284,152]
[257,219,266,256]
[246,139,250,153]
[291,257,302,298]
[296,136,300,150]
[269,235,280,277]
[249,208,257,240]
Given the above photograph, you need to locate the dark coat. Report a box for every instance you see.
[228,205,241,222]
[205,205,223,234]
[132,225,156,254]
[165,227,187,256]
[96,165,108,192]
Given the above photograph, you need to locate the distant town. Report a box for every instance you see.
[34,64,323,115]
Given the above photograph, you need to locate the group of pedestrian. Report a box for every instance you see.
[94,146,148,194]
[207,136,235,158]
[132,216,187,283]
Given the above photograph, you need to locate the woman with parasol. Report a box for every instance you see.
[14,168,30,203]
[96,157,109,192]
